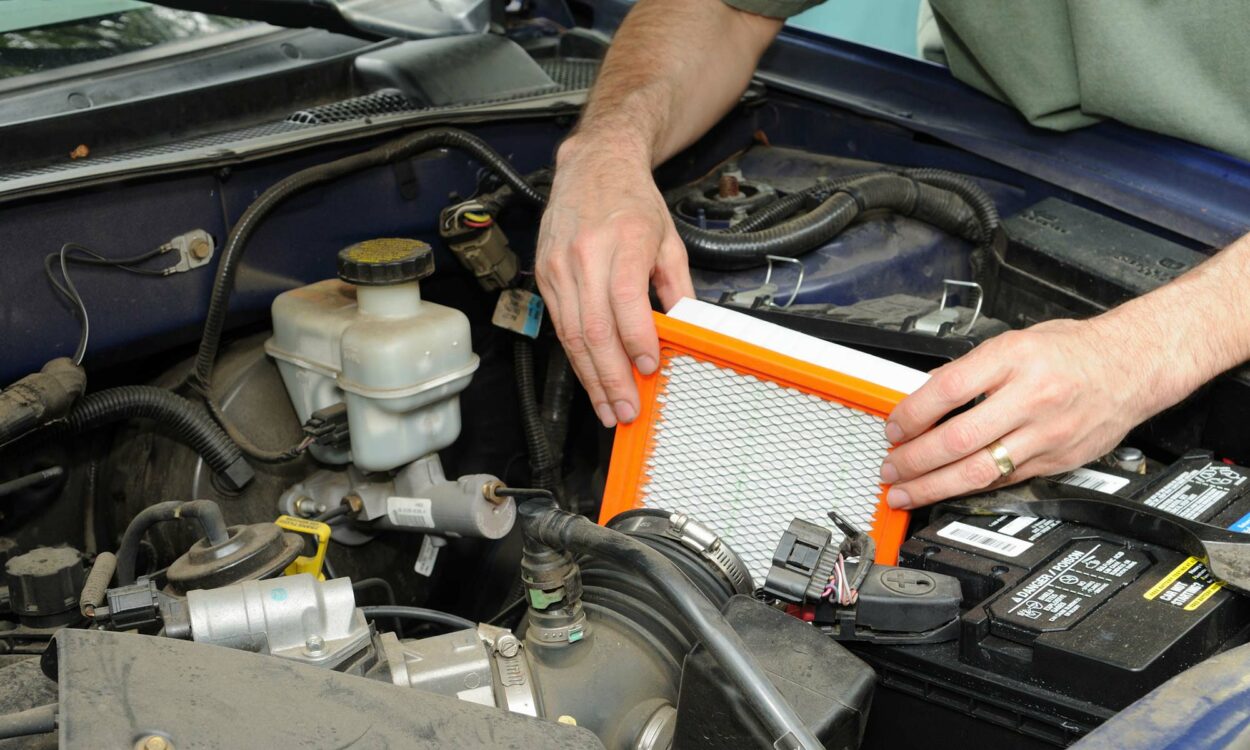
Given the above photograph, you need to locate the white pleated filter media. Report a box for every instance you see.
[639,353,891,585]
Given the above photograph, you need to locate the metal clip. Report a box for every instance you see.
[275,515,332,581]
[938,279,983,335]
[913,279,983,336]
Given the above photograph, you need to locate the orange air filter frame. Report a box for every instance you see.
[600,311,910,566]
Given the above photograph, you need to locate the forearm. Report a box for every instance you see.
[1090,233,1250,418]
[564,0,781,168]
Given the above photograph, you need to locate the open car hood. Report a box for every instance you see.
[151,0,490,40]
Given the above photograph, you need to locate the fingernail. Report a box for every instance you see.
[886,488,911,509]
[635,355,657,375]
[614,400,637,424]
[885,421,904,444]
[594,403,618,429]
[880,462,899,484]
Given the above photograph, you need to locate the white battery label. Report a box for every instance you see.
[1141,462,1247,520]
[387,496,434,529]
[1053,467,1131,494]
[937,520,1033,558]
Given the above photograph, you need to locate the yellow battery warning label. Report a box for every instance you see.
[1143,556,1224,611]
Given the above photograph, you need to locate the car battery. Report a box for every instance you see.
[851,452,1250,748]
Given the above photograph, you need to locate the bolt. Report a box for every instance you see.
[495,633,521,658]
[557,715,578,726]
[294,496,319,517]
[190,238,211,260]
[343,493,364,515]
[717,173,741,199]
[305,635,325,654]
[137,737,171,750]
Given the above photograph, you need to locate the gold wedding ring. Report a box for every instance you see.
[986,440,1016,477]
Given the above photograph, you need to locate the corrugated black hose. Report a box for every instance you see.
[679,172,985,271]
[52,386,254,490]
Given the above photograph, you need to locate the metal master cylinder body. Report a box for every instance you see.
[264,239,479,472]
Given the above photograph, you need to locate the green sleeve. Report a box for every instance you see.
[721,0,826,21]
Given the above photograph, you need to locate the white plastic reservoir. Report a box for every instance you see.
[265,239,478,472]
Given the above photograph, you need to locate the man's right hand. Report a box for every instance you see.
[535,136,694,429]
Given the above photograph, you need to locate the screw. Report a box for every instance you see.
[305,635,325,654]
[495,633,521,658]
[190,238,211,260]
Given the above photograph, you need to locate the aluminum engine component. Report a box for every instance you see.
[180,574,371,669]
[374,623,540,716]
[278,454,514,544]
[265,239,479,472]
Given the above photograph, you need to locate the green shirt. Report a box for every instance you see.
[725,0,1250,162]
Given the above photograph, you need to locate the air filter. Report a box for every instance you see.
[600,301,919,583]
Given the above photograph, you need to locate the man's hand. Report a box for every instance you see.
[879,318,1153,509]
[536,138,693,428]
[530,0,781,427]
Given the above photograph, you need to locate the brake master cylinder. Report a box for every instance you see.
[265,239,479,471]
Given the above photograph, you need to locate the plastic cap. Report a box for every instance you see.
[337,238,434,286]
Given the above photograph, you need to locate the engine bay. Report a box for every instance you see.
[2,22,1250,750]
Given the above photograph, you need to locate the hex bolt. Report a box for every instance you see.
[305,635,325,654]
[495,633,521,658]
[482,481,507,506]
[343,493,365,515]
[190,239,212,260]
[294,496,320,517]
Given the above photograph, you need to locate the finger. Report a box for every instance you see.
[610,246,661,376]
[540,254,616,428]
[575,240,640,425]
[886,351,1010,444]
[882,385,1031,484]
[886,430,1035,509]
[652,231,694,310]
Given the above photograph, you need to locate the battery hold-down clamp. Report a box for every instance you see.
[763,511,962,643]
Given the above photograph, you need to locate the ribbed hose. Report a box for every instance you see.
[56,386,254,490]
[903,168,1000,235]
[115,499,230,585]
[79,551,117,618]
[513,339,559,498]
[681,173,979,271]
[191,128,546,395]
[520,502,823,750]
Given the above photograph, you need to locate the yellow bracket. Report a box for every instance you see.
[275,515,331,581]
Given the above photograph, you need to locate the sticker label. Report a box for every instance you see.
[937,520,1033,558]
[492,289,545,338]
[387,496,434,529]
[991,540,1148,632]
[1053,467,1131,494]
[414,535,445,576]
[1143,556,1224,611]
[1230,512,1250,534]
[998,516,1036,536]
[1141,462,1247,521]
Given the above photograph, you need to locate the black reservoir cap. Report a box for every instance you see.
[337,238,434,286]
